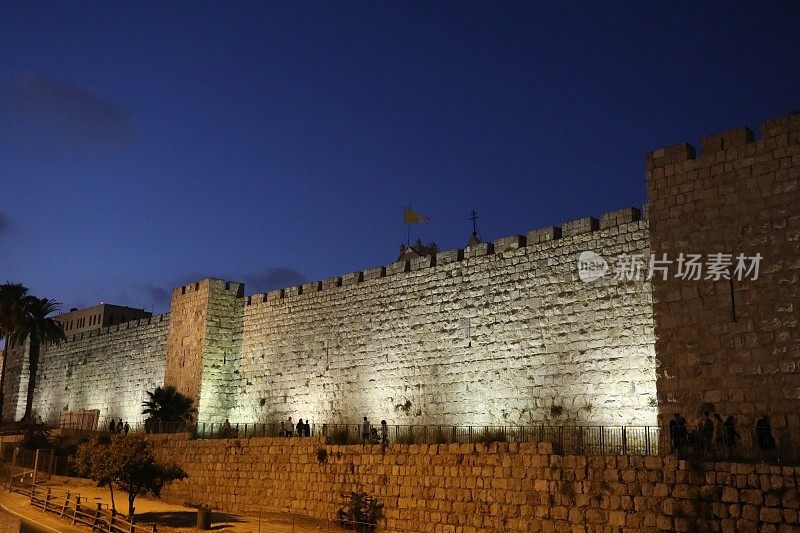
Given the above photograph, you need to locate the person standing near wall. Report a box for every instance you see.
[362,417,370,442]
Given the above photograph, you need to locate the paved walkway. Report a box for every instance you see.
[0,477,351,533]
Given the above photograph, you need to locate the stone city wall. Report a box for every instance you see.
[20,110,798,432]
[149,433,800,532]
[649,111,800,428]
[32,315,170,424]
[231,213,657,427]
[2,339,30,421]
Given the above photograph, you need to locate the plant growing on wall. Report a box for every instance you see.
[337,491,383,532]
[72,433,187,518]
[141,385,196,433]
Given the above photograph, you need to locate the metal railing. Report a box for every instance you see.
[83,418,800,463]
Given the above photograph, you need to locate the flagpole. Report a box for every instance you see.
[405,205,411,246]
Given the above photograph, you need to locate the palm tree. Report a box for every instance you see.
[12,297,66,422]
[0,283,32,422]
[141,386,196,432]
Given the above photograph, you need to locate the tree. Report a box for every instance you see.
[12,297,66,422]
[141,385,196,432]
[72,434,119,511]
[72,433,187,518]
[0,283,32,421]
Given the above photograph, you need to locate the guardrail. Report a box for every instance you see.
[88,419,800,464]
[30,484,156,533]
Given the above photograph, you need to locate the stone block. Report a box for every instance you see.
[527,226,562,244]
[561,217,599,237]
[493,235,526,252]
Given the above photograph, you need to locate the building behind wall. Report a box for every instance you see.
[56,304,152,336]
[5,110,796,436]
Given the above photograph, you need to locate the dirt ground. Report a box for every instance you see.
[0,476,352,533]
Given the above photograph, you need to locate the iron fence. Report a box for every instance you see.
[83,418,800,464]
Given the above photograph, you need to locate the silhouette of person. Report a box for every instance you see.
[109,418,116,433]
[362,417,370,442]
[669,413,683,453]
[756,416,776,452]
[381,420,388,445]
[123,421,130,435]
[724,416,739,451]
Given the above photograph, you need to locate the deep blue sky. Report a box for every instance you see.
[1,1,798,314]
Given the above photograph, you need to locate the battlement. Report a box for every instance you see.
[62,313,169,343]
[646,109,800,171]
[173,278,244,298]
[242,205,646,306]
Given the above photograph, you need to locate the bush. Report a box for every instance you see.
[476,428,508,444]
[395,432,416,445]
[327,428,353,445]
[337,491,383,532]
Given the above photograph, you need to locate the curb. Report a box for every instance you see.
[0,498,68,533]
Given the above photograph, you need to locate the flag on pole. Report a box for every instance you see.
[404,208,431,224]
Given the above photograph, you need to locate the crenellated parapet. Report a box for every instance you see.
[647,109,800,428]
[62,313,170,343]
[242,205,646,308]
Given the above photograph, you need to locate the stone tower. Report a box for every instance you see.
[164,278,244,423]
[648,112,800,428]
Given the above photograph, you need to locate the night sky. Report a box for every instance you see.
[1,1,798,314]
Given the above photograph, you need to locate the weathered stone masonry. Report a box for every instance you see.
[150,433,800,532]
[233,215,655,427]
[31,315,169,423]
[649,113,800,428]
[11,109,798,432]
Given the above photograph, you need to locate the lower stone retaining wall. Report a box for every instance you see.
[149,434,800,532]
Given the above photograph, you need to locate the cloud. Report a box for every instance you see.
[143,285,171,305]
[243,267,305,293]
[1,75,133,143]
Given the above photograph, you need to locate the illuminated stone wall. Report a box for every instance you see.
[649,111,800,428]
[163,279,244,422]
[25,111,798,429]
[31,315,169,424]
[231,213,657,427]
[150,433,800,532]
[2,339,30,421]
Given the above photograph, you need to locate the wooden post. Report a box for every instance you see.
[92,502,102,530]
[60,491,70,518]
[43,486,51,512]
[32,449,40,486]
[10,447,18,492]
[73,494,81,524]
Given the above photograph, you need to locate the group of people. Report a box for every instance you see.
[107,418,130,434]
[669,411,777,456]
[278,417,312,437]
[361,417,389,445]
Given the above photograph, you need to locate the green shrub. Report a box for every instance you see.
[327,428,352,445]
[337,491,383,532]
[476,428,508,444]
